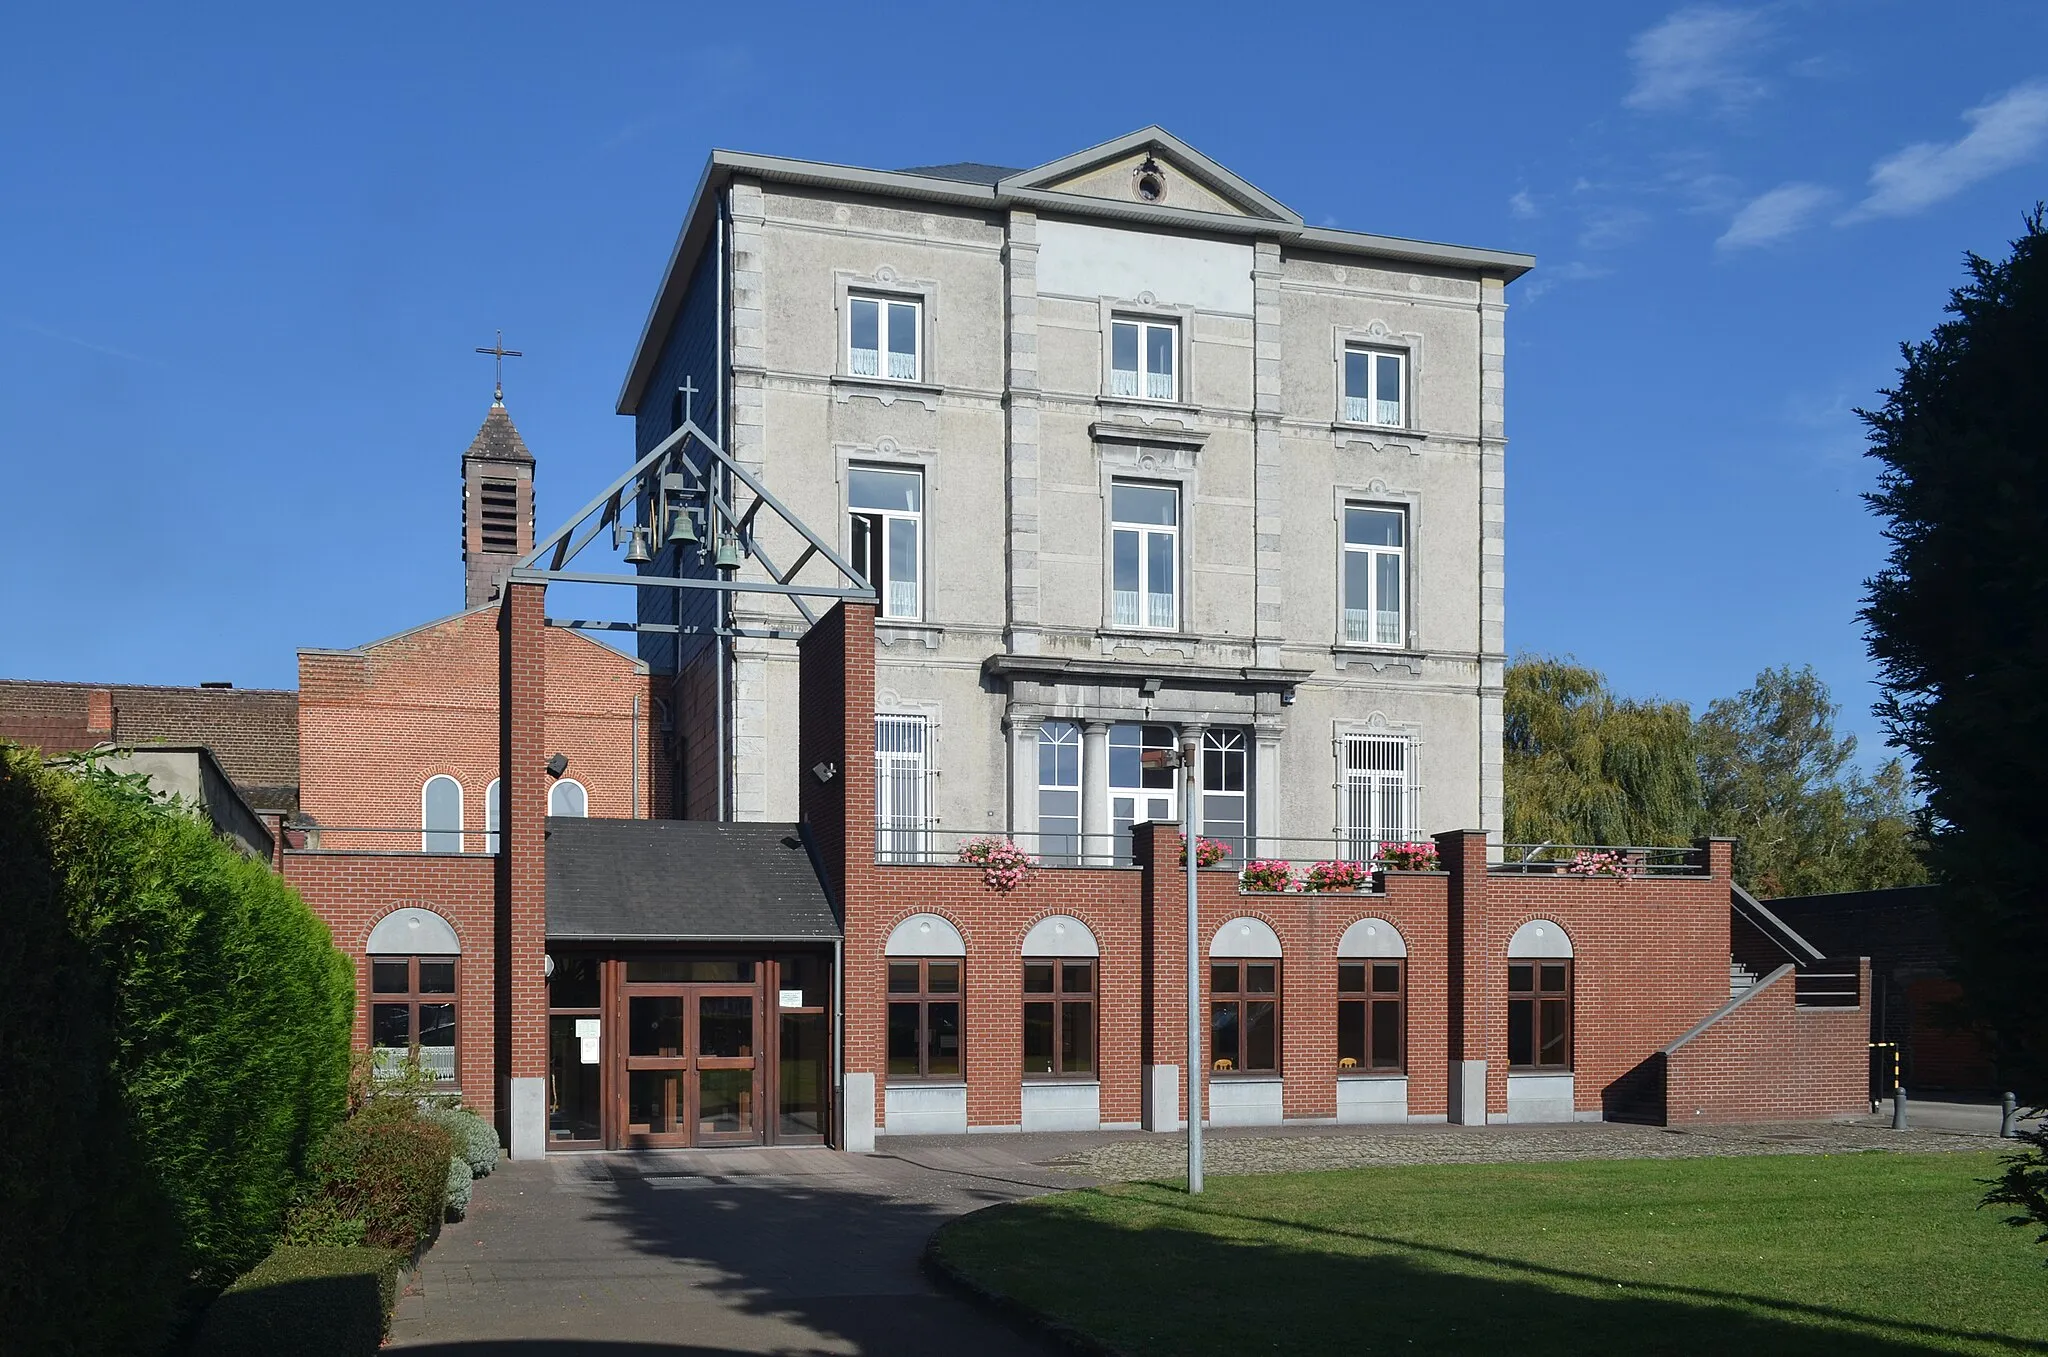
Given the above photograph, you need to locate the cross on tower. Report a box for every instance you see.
[474,331,524,403]
[677,375,698,429]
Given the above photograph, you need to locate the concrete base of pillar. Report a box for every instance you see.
[843,1071,876,1152]
[1143,1063,1182,1131]
[509,1076,546,1158]
[1449,1060,1488,1126]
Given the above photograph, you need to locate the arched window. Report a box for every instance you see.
[1508,920,1573,1072]
[549,778,588,817]
[485,779,500,854]
[1209,916,1282,1075]
[1337,918,1407,1073]
[422,776,462,853]
[367,908,461,1084]
[1021,915,1098,1078]
[885,914,963,1081]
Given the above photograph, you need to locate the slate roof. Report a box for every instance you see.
[895,161,1021,185]
[465,401,533,463]
[0,679,299,811]
[546,817,840,941]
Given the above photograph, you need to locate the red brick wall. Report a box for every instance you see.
[299,604,661,852]
[1664,960,1871,1123]
[279,851,498,1118]
[500,584,548,1093]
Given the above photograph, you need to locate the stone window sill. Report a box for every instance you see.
[1338,1071,1408,1081]
[831,375,945,402]
[1096,396,1203,419]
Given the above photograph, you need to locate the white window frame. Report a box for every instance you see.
[1342,504,1407,648]
[1109,317,1179,402]
[1109,481,1180,632]
[876,714,930,862]
[1341,734,1415,862]
[847,294,922,383]
[1343,346,1406,428]
[1036,720,1083,863]
[548,778,588,817]
[848,465,924,622]
[485,778,500,854]
[1109,722,1178,861]
[1201,728,1250,857]
[422,775,463,853]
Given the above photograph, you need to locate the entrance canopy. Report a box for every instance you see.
[545,817,840,942]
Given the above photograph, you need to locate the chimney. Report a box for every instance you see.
[462,397,536,608]
[86,688,114,739]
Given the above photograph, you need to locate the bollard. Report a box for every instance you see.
[1891,1085,1908,1131]
[2002,1092,2020,1139]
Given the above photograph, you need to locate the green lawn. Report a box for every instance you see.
[932,1153,2046,1355]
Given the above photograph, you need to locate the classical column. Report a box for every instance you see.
[1008,712,1041,846]
[1081,719,1110,864]
[1253,724,1283,857]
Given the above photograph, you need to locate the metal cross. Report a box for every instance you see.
[474,331,524,403]
[677,375,698,428]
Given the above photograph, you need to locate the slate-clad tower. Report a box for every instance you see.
[462,398,536,607]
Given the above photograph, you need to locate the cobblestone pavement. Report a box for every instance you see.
[1032,1116,2002,1182]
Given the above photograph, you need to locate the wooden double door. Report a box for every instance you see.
[620,961,763,1147]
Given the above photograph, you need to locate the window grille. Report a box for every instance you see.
[1341,735,1414,861]
[876,714,930,861]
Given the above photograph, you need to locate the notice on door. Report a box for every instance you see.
[575,1017,600,1065]
[779,989,805,1008]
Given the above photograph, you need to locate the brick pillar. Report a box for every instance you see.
[498,582,548,1156]
[1694,836,1735,881]
[1440,828,1491,1124]
[1136,821,1187,1131]
[86,687,113,740]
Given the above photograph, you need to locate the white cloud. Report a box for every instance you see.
[1843,80,2048,221]
[1578,206,1650,250]
[1625,6,1772,114]
[1508,189,1539,220]
[1518,261,1610,304]
[1717,182,1834,249]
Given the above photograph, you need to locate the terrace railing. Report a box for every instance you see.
[1794,960,1863,1008]
[872,827,1440,879]
[1495,842,1707,878]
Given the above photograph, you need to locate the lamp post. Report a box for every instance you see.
[1147,737,1205,1194]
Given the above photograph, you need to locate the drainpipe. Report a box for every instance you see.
[715,187,730,822]
[630,694,640,819]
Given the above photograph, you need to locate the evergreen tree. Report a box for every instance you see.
[1862,209,2048,1107]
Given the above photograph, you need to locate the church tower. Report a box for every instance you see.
[461,394,535,607]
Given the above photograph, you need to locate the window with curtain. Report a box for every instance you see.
[1343,346,1405,426]
[1342,506,1406,647]
[848,466,923,621]
[875,714,929,861]
[1037,720,1082,863]
[1110,317,1177,401]
[848,294,920,381]
[1110,481,1178,630]
[422,775,462,853]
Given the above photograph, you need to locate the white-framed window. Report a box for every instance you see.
[549,778,588,817]
[1110,481,1179,631]
[1110,318,1178,401]
[1201,728,1249,858]
[485,778,500,854]
[1109,722,1177,861]
[1037,720,1082,863]
[422,774,462,853]
[1342,734,1415,862]
[1343,347,1405,427]
[876,714,930,862]
[849,294,921,382]
[849,466,923,621]
[1342,505,1406,647]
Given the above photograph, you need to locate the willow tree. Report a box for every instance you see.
[1503,655,1701,848]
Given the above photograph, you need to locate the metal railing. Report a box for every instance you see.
[872,828,1428,881]
[1795,960,1863,1008]
[281,822,501,855]
[1495,843,1706,877]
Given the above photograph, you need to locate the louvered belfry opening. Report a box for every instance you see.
[480,478,520,555]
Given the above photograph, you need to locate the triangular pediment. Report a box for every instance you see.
[1000,127,1300,225]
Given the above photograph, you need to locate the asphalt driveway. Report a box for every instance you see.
[387,1143,1084,1356]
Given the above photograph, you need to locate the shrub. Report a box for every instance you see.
[1238,859,1296,893]
[444,1154,473,1220]
[191,1245,404,1357]
[280,1194,368,1249]
[421,1104,500,1178]
[1302,859,1373,892]
[1,745,356,1353]
[302,1102,454,1256]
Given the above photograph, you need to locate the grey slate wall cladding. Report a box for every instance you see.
[544,816,838,939]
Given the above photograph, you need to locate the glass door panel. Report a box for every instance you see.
[779,1011,827,1138]
[548,1014,602,1143]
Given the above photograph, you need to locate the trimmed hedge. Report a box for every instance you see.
[1,746,355,1354]
[422,1103,501,1178]
[445,1153,473,1219]
[301,1101,454,1256]
[191,1245,404,1357]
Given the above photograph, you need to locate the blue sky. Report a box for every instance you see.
[3,1,2043,762]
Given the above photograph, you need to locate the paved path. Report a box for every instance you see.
[391,1113,2015,1355]
[389,1145,1084,1355]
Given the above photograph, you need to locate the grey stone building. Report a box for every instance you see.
[616,127,1530,861]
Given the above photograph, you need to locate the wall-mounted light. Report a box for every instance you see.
[1280,686,1297,707]
[545,753,569,778]
[811,761,838,784]
[1139,676,1163,699]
